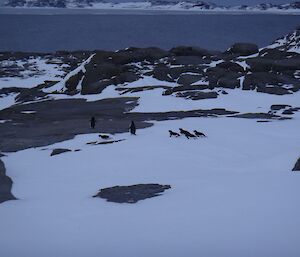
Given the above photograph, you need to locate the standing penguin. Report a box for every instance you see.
[90,116,96,129]
[129,121,136,135]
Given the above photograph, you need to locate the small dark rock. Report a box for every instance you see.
[0,159,16,203]
[93,184,171,203]
[282,109,294,115]
[229,113,280,119]
[292,158,300,171]
[270,104,292,111]
[176,91,218,100]
[257,120,272,123]
[50,148,72,156]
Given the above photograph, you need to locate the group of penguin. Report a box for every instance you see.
[169,128,206,139]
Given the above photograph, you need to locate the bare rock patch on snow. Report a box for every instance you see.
[50,148,72,156]
[0,159,16,204]
[292,158,300,171]
[93,184,171,203]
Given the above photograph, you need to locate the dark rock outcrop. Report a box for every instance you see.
[65,71,84,93]
[0,159,16,204]
[177,74,204,85]
[93,184,171,203]
[292,158,300,171]
[175,91,218,100]
[227,43,259,56]
[229,113,280,119]
[270,104,292,111]
[170,46,220,57]
[50,148,72,156]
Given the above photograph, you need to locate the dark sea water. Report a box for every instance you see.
[0,9,299,52]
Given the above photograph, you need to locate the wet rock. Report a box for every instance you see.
[50,148,72,156]
[227,43,259,56]
[0,159,16,204]
[93,184,171,203]
[292,158,300,171]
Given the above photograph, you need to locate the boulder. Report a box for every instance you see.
[217,73,241,89]
[93,184,171,203]
[216,61,245,73]
[227,43,259,56]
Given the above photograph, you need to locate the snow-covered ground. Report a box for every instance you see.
[0,112,300,257]
[1,27,300,256]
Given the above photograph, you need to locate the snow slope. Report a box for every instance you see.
[0,113,300,257]
[1,27,300,257]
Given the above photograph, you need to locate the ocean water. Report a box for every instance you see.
[0,9,299,52]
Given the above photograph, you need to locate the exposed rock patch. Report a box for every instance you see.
[0,159,16,204]
[93,184,171,203]
[227,43,259,56]
[50,148,72,156]
[292,158,300,171]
